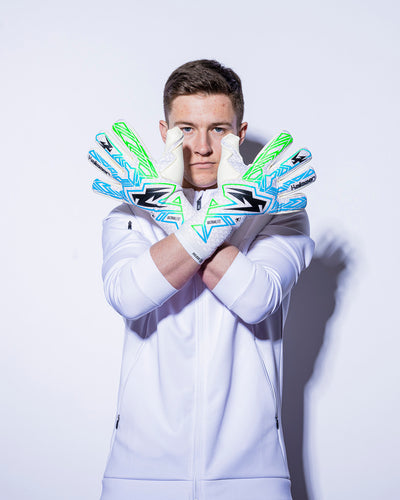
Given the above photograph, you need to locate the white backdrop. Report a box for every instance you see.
[1,1,399,499]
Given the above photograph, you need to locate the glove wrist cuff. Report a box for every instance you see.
[175,211,233,264]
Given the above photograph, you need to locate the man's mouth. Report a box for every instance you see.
[190,162,216,168]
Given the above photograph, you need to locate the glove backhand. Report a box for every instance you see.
[175,130,316,263]
[88,121,194,234]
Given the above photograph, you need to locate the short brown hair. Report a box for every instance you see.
[163,59,244,126]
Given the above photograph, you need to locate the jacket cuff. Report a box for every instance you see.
[134,249,178,305]
[211,251,254,308]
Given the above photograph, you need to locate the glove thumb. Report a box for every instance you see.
[159,127,184,184]
[217,134,246,185]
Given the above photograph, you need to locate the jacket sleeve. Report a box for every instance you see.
[101,204,178,320]
[211,210,315,324]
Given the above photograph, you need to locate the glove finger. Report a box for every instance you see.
[271,148,312,178]
[272,192,308,213]
[112,121,158,180]
[92,178,127,202]
[158,126,184,184]
[88,146,127,182]
[277,165,316,194]
[96,131,139,181]
[243,131,293,182]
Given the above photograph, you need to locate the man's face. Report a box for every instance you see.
[160,93,247,190]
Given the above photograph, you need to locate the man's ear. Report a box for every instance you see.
[159,120,168,143]
[238,122,248,145]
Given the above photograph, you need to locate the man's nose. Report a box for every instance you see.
[194,131,212,156]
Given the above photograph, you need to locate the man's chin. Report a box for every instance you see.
[183,183,218,191]
[182,177,217,191]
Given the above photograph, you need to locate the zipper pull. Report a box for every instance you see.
[116,414,120,429]
[275,416,279,429]
[196,194,203,210]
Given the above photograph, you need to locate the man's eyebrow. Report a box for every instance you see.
[173,121,234,127]
[209,122,234,127]
[173,121,196,127]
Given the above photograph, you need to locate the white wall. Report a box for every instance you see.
[1,1,399,499]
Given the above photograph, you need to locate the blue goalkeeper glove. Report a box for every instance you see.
[88,121,194,234]
[175,131,316,263]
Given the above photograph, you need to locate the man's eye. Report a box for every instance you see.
[181,127,192,133]
[214,127,225,134]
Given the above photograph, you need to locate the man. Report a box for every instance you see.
[92,60,315,500]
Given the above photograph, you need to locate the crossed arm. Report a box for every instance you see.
[150,232,239,290]
[102,204,314,324]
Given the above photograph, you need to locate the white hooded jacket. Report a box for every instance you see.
[99,188,314,500]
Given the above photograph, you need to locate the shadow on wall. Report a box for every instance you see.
[242,136,352,500]
[282,241,351,500]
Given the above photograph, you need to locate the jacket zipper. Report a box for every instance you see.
[192,275,202,500]
[192,190,204,500]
